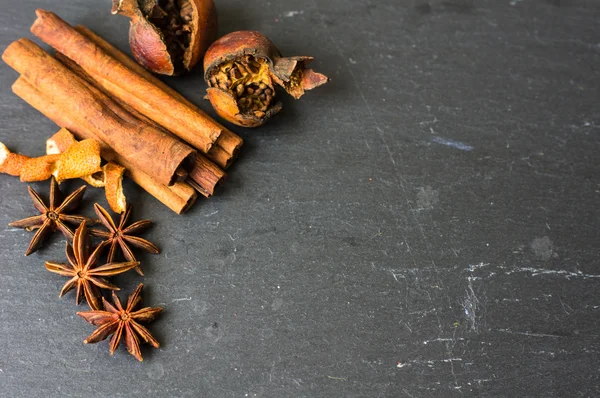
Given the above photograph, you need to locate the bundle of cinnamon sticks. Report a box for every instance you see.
[2,10,243,214]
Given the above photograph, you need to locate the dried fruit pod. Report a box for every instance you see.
[112,0,217,75]
[203,31,329,127]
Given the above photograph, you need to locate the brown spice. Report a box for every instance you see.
[30,10,224,155]
[2,37,196,187]
[89,204,159,276]
[111,0,217,75]
[73,25,242,169]
[44,222,139,310]
[206,56,282,127]
[77,283,162,362]
[204,31,329,127]
[11,78,198,214]
[55,52,226,198]
[9,177,96,256]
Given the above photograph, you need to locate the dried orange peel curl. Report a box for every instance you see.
[45,127,77,155]
[1,143,61,182]
[53,139,103,183]
[103,162,127,214]
[20,154,60,182]
[46,129,128,214]
[1,130,103,184]
[0,129,128,214]
[0,142,31,176]
[46,128,105,187]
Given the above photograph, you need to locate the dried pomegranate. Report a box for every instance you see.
[112,0,217,75]
[203,31,329,127]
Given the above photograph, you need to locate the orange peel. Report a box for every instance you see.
[46,129,128,213]
[19,154,60,182]
[46,127,77,155]
[103,162,127,214]
[47,129,105,187]
[2,129,125,211]
[0,142,30,177]
[3,130,106,186]
[82,171,106,188]
[53,139,103,184]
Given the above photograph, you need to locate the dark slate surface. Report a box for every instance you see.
[1,0,599,396]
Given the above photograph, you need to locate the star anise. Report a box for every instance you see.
[77,283,162,362]
[45,222,140,310]
[9,177,96,256]
[89,204,160,276]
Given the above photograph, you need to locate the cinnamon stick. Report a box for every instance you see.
[31,9,230,156]
[2,38,196,187]
[12,77,197,214]
[55,52,226,198]
[73,25,243,169]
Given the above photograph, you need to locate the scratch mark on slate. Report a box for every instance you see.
[497,329,563,338]
[468,262,490,272]
[504,266,600,279]
[469,262,600,280]
[172,297,192,302]
[558,296,573,315]
[391,271,405,283]
[464,263,486,332]
[463,277,480,332]
[432,136,473,151]
[399,358,463,368]
[269,362,276,382]
[283,10,304,17]
[313,0,451,347]
[313,0,395,166]
[423,337,465,345]
[402,388,417,397]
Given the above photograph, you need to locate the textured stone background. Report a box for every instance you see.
[0,0,599,396]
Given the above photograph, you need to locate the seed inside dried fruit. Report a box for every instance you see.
[203,31,329,128]
[207,56,282,127]
[112,0,217,75]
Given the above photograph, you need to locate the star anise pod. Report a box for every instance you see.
[9,177,96,256]
[89,203,160,276]
[45,222,140,310]
[77,283,162,362]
